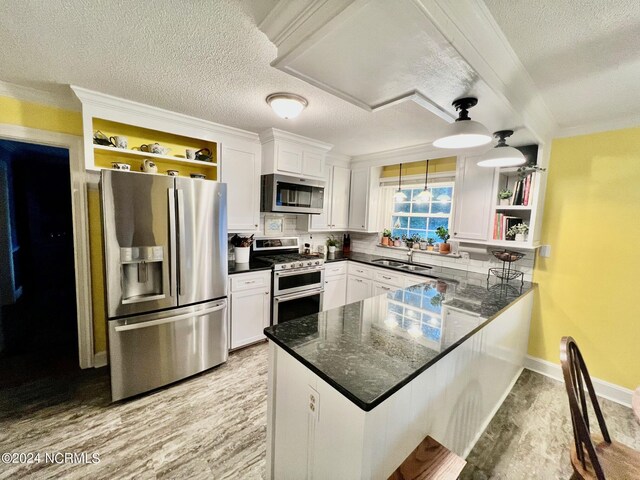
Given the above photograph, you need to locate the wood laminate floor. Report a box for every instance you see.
[1,343,638,480]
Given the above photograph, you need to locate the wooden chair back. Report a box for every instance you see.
[560,336,611,480]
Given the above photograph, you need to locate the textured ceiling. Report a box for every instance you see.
[483,0,640,129]
[0,0,452,156]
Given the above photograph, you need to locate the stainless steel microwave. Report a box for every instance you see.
[261,174,325,214]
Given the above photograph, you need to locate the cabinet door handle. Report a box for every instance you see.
[265,292,269,295]
[382,275,392,280]
[245,280,256,284]
[355,279,363,283]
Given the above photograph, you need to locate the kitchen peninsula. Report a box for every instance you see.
[264,268,534,479]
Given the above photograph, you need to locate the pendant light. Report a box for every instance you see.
[266,93,308,119]
[393,163,407,201]
[477,130,526,167]
[414,160,432,204]
[433,97,492,149]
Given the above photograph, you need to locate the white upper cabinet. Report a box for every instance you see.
[452,155,495,242]
[221,141,261,233]
[348,166,381,232]
[309,163,351,232]
[260,128,332,180]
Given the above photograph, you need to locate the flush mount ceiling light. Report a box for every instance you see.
[433,97,492,149]
[266,93,308,119]
[477,130,526,168]
[414,159,432,204]
[393,163,407,201]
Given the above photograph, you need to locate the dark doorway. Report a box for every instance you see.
[0,139,78,386]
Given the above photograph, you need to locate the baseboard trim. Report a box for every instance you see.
[524,355,632,408]
[94,351,108,368]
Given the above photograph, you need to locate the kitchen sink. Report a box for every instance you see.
[371,259,406,267]
[399,264,433,272]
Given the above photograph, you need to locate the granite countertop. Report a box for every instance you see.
[264,267,534,411]
[227,258,273,275]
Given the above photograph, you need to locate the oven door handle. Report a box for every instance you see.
[275,268,323,278]
[274,288,324,302]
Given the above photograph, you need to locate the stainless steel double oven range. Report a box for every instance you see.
[252,237,325,325]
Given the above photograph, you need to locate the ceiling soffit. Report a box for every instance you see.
[260,0,557,144]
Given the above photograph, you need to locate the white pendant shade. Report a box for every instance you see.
[266,93,308,119]
[433,120,492,149]
[393,190,407,201]
[477,130,526,168]
[414,189,431,203]
[477,145,526,167]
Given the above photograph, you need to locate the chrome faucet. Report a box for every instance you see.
[406,248,414,263]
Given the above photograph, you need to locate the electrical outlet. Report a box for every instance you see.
[540,245,552,258]
[307,386,319,420]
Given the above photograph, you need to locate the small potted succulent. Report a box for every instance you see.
[381,228,392,246]
[401,234,409,248]
[436,226,451,254]
[411,233,422,250]
[326,235,340,253]
[419,237,428,250]
[507,223,529,242]
[426,237,435,251]
[404,233,414,249]
[498,188,513,206]
[392,235,401,247]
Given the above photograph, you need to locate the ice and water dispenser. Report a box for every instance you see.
[120,246,165,303]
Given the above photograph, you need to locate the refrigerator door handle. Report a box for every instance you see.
[177,189,186,296]
[114,302,226,332]
[168,188,177,297]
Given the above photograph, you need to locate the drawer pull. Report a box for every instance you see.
[382,275,392,280]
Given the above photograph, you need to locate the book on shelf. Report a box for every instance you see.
[493,213,523,240]
[507,172,535,206]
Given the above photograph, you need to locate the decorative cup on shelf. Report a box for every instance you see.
[109,135,128,149]
[111,162,130,171]
[141,143,170,155]
[167,170,179,176]
[186,148,197,160]
[93,130,112,146]
[234,246,250,264]
[141,159,158,173]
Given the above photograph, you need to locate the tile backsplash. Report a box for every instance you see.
[230,215,536,282]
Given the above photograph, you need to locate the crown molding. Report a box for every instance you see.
[555,114,640,139]
[258,127,333,151]
[0,80,79,111]
[71,86,259,143]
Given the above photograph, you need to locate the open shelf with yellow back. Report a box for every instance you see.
[91,118,218,180]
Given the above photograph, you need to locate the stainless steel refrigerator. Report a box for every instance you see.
[100,170,228,401]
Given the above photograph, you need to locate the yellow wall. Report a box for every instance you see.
[530,127,640,390]
[87,189,107,353]
[381,157,457,177]
[0,95,82,135]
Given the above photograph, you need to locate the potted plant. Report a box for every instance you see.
[435,226,451,254]
[410,233,422,250]
[507,223,529,242]
[392,235,401,247]
[419,237,428,250]
[381,228,392,246]
[326,235,340,253]
[498,188,513,206]
[426,237,435,251]
[401,234,409,248]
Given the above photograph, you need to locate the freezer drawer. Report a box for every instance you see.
[108,299,228,401]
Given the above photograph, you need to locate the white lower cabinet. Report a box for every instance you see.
[346,275,373,304]
[324,275,347,311]
[373,281,394,296]
[228,271,271,350]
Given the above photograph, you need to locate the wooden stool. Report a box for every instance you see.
[633,387,640,424]
[388,435,466,480]
[561,337,640,479]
